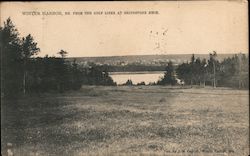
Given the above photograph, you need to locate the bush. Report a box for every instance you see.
[137,81,145,86]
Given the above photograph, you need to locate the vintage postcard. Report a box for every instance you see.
[0,1,249,156]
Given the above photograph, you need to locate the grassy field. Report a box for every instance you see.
[1,86,249,156]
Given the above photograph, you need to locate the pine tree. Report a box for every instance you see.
[1,18,23,97]
[158,61,177,85]
[20,34,40,94]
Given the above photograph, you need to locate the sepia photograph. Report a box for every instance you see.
[0,1,249,156]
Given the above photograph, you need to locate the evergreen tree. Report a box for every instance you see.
[190,54,195,86]
[219,53,249,88]
[1,18,23,97]
[176,62,191,85]
[124,79,133,86]
[1,18,116,96]
[158,61,177,85]
[20,34,40,94]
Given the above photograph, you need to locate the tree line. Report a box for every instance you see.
[1,18,248,98]
[157,52,248,89]
[91,64,166,72]
[1,18,116,97]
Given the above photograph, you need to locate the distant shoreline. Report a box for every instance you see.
[109,71,165,75]
[66,53,245,59]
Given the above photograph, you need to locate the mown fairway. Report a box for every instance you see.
[1,86,249,156]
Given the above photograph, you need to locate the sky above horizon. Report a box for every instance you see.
[1,1,248,57]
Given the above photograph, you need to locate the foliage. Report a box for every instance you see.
[96,64,166,72]
[137,81,146,86]
[218,54,249,88]
[57,49,67,58]
[86,65,116,86]
[1,18,248,96]
[157,61,177,85]
[1,18,23,96]
[176,53,249,89]
[1,18,116,97]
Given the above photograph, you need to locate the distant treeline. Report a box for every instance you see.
[1,18,249,98]
[1,18,116,97]
[92,64,166,72]
[67,53,235,67]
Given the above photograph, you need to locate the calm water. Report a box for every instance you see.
[109,71,165,85]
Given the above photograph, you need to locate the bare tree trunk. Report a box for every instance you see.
[238,53,242,89]
[213,62,216,88]
[23,60,27,95]
[238,78,241,89]
[199,77,201,86]
[203,76,206,88]
[23,71,26,94]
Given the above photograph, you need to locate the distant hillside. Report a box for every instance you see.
[66,54,239,66]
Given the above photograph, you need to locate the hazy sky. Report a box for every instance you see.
[1,1,248,57]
